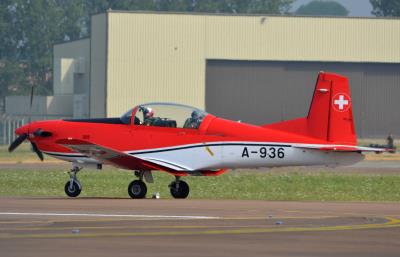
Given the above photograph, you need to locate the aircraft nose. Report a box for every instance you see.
[15,124,30,135]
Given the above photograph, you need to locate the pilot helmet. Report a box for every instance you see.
[191,111,199,119]
[145,107,154,118]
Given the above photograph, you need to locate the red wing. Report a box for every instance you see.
[56,139,179,173]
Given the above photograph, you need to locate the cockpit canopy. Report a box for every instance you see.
[120,103,208,129]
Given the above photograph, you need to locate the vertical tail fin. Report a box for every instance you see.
[307,72,356,145]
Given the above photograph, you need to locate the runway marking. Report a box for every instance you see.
[0,217,399,239]
[0,215,341,224]
[0,224,283,232]
[0,212,220,220]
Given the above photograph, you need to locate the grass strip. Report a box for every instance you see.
[0,169,399,201]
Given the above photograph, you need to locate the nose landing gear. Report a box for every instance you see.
[64,166,82,197]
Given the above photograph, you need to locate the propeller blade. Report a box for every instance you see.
[8,133,29,152]
[30,85,34,108]
[31,142,44,161]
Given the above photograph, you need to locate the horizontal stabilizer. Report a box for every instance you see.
[293,144,391,153]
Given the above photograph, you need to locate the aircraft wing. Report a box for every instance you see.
[56,139,181,173]
[293,144,392,153]
[56,139,226,176]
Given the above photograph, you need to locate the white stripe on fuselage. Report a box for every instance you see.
[128,143,363,170]
[42,142,364,171]
[42,151,98,164]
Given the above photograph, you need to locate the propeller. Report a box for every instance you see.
[30,85,34,108]
[8,128,50,161]
[8,85,47,161]
[8,133,29,152]
[31,142,44,161]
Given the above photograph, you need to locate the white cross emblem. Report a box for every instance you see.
[333,94,350,111]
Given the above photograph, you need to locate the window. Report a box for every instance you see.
[121,103,208,129]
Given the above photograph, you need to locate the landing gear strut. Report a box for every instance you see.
[169,176,190,199]
[128,171,148,199]
[64,166,82,197]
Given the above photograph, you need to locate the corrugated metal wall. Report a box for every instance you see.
[205,16,400,62]
[206,60,400,138]
[106,13,206,117]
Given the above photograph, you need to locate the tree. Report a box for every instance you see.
[295,0,349,16]
[0,0,295,102]
[0,0,86,100]
[370,0,400,17]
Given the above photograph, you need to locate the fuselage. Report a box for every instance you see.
[18,114,364,172]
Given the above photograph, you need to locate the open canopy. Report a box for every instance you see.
[120,103,208,129]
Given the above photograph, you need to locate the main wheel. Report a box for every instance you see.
[169,180,189,199]
[128,180,147,199]
[64,181,82,197]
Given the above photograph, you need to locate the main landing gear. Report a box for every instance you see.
[169,176,190,199]
[128,171,148,199]
[64,166,82,197]
[127,171,190,199]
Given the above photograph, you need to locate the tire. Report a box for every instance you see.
[128,180,147,199]
[64,181,81,197]
[169,180,189,199]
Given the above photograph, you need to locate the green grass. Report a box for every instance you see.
[1,168,400,201]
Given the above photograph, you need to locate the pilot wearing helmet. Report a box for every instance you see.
[184,111,201,129]
[142,107,155,126]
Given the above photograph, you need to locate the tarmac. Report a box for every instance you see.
[1,159,400,256]
[0,198,400,257]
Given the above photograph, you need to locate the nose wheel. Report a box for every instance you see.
[169,177,189,199]
[64,167,82,197]
[65,180,81,197]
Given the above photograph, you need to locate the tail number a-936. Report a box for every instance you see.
[241,147,285,159]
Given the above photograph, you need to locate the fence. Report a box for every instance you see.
[0,115,27,145]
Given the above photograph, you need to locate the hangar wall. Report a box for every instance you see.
[53,38,90,95]
[102,12,400,119]
[53,38,90,118]
[206,60,400,138]
[90,13,107,118]
[106,13,206,117]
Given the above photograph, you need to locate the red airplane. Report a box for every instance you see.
[8,72,393,199]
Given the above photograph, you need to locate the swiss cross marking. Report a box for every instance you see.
[332,93,351,112]
[334,95,348,110]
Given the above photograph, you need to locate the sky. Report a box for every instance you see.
[291,0,374,17]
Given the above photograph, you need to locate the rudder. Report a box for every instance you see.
[307,72,356,145]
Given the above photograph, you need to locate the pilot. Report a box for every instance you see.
[142,107,155,126]
[184,111,201,129]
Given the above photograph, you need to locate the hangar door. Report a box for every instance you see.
[205,60,400,138]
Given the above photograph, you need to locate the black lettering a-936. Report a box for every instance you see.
[242,147,285,159]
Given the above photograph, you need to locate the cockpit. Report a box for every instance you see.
[120,103,208,129]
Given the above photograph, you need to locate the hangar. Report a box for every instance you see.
[53,11,400,138]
